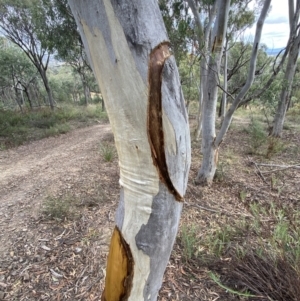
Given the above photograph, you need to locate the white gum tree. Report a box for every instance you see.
[68,1,190,300]
[272,0,300,137]
[188,0,271,185]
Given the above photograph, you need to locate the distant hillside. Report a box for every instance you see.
[266,48,284,56]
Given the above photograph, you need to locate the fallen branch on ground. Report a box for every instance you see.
[255,163,300,174]
[247,158,268,184]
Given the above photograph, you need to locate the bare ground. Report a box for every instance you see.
[0,121,299,300]
[0,124,118,300]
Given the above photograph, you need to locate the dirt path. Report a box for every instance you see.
[1,121,299,300]
[0,124,112,253]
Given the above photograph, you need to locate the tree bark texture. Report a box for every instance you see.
[39,67,55,110]
[220,45,228,120]
[68,1,190,301]
[195,0,230,185]
[80,73,91,105]
[187,0,218,140]
[195,0,270,185]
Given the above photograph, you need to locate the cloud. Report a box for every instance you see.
[263,32,288,38]
[265,16,288,24]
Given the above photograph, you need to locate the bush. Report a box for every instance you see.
[42,196,77,221]
[0,105,107,149]
[265,137,285,158]
[247,118,267,154]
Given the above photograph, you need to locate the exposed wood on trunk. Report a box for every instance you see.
[101,226,133,301]
[68,0,190,300]
[148,42,183,201]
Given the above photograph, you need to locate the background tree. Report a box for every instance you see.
[185,0,271,184]
[159,0,197,111]
[219,0,256,119]
[39,0,97,106]
[271,0,300,137]
[225,41,269,99]
[0,0,55,109]
[0,38,38,110]
[187,0,218,138]
[68,0,190,300]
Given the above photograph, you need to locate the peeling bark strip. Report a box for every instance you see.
[101,227,133,301]
[148,42,183,201]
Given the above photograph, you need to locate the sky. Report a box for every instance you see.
[246,0,290,50]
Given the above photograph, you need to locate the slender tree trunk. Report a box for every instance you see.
[187,0,217,141]
[216,0,272,147]
[22,85,33,109]
[68,1,190,300]
[272,35,300,136]
[272,1,300,137]
[14,87,23,112]
[194,0,271,185]
[79,72,91,105]
[194,58,206,140]
[83,82,90,105]
[39,68,55,110]
[220,45,228,120]
[101,97,105,112]
[195,0,230,185]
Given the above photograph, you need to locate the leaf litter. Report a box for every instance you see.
[0,120,299,300]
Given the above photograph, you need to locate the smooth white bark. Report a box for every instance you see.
[195,0,230,185]
[68,1,190,300]
[187,0,218,140]
[220,45,228,120]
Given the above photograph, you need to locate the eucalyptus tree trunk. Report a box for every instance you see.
[216,0,271,146]
[80,72,91,106]
[187,0,218,140]
[272,0,300,137]
[68,1,190,300]
[272,33,300,137]
[39,67,55,110]
[195,0,271,185]
[220,44,228,120]
[195,0,230,185]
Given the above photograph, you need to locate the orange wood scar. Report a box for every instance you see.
[101,227,133,301]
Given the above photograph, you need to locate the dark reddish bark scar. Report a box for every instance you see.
[147,42,183,201]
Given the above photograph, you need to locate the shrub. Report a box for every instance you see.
[247,118,267,154]
[42,196,76,221]
[265,137,285,158]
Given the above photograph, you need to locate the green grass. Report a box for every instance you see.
[180,224,200,260]
[180,199,300,298]
[0,104,108,149]
[246,118,268,154]
[99,142,115,162]
[42,195,78,221]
